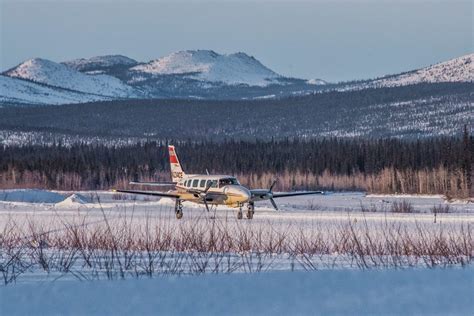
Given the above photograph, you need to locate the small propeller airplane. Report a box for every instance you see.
[114,145,324,219]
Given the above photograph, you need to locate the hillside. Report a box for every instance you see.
[0,83,471,140]
[349,53,473,90]
[0,75,109,105]
[4,58,138,98]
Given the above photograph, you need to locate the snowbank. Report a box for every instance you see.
[0,189,65,203]
[55,193,89,207]
[1,268,472,315]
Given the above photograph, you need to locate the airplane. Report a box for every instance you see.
[114,145,324,219]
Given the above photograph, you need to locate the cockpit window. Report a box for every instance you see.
[218,178,239,187]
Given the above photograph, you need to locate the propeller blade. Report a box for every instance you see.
[270,198,278,210]
[203,198,210,212]
[204,180,214,193]
[269,179,277,192]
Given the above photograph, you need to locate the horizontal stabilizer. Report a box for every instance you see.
[130,181,176,187]
[113,189,180,198]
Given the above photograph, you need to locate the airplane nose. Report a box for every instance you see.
[239,187,251,201]
[227,186,251,202]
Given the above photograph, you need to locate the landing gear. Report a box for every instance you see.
[246,202,255,219]
[175,199,183,219]
[237,203,243,220]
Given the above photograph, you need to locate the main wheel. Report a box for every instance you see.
[246,203,255,219]
[176,210,183,219]
[237,210,243,220]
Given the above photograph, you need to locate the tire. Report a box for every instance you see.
[246,210,254,219]
[176,210,183,219]
[237,211,243,220]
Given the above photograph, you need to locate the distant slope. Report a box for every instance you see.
[0,75,108,105]
[4,58,137,98]
[375,53,473,86]
[0,83,470,139]
[130,50,281,86]
[347,54,473,90]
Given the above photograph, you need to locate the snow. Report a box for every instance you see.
[4,58,136,97]
[1,268,472,315]
[0,189,65,203]
[54,193,90,207]
[0,75,108,105]
[307,78,327,85]
[62,55,138,71]
[131,50,281,86]
[371,53,473,88]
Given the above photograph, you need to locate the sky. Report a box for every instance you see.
[1,0,472,82]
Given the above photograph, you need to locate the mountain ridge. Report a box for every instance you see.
[1,51,472,105]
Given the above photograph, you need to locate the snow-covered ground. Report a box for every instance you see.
[1,268,472,315]
[0,190,471,314]
[0,75,108,105]
[0,190,471,230]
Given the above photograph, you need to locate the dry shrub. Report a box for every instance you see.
[390,200,414,213]
[431,204,451,214]
[0,208,471,284]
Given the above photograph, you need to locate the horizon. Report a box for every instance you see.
[1,0,472,82]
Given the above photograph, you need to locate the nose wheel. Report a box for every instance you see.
[237,203,243,220]
[175,200,183,219]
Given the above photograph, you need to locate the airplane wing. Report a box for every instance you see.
[130,181,177,187]
[272,191,324,198]
[250,189,324,210]
[113,189,180,198]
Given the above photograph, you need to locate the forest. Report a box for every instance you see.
[0,82,471,140]
[1,130,472,198]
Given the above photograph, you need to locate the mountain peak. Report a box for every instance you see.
[4,57,135,97]
[62,55,138,72]
[131,50,280,86]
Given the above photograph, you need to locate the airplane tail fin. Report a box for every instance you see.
[168,145,185,182]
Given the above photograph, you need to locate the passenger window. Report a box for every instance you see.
[199,179,206,188]
[184,180,188,187]
[205,180,212,188]
[192,179,199,188]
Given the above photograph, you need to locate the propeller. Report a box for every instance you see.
[269,179,278,210]
[201,180,214,212]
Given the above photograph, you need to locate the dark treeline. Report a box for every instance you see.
[1,133,472,198]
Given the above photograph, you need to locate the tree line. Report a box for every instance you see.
[0,132,471,198]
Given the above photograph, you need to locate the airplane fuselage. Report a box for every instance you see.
[175,174,251,207]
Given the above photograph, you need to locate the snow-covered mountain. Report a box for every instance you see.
[4,58,136,98]
[0,75,109,105]
[362,54,473,89]
[307,78,327,85]
[62,55,138,73]
[0,51,471,106]
[130,50,281,86]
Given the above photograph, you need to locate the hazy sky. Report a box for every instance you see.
[1,0,472,82]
